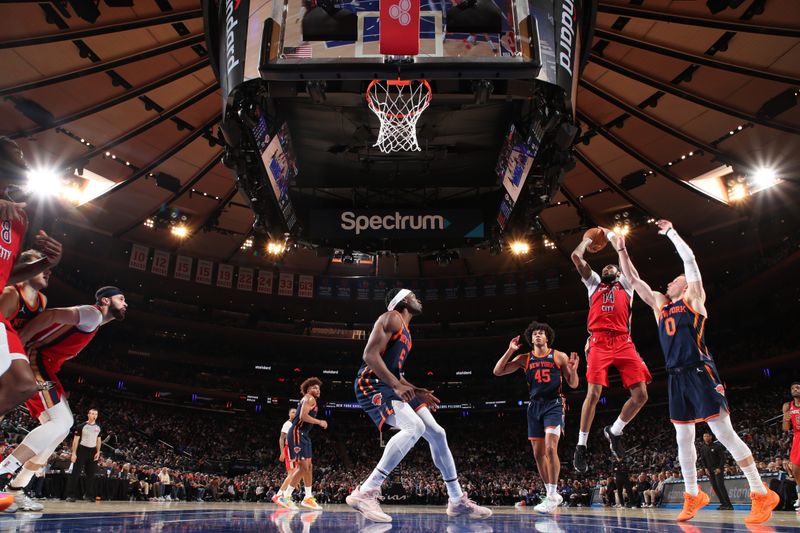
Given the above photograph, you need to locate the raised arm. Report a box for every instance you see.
[363,312,414,401]
[571,236,595,281]
[657,220,705,310]
[7,231,62,285]
[493,336,525,376]
[555,351,580,389]
[613,232,667,314]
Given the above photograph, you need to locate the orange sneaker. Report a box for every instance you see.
[745,484,780,524]
[676,490,709,521]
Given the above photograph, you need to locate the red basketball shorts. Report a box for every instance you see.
[586,331,652,389]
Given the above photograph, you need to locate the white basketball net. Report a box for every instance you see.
[366,79,432,153]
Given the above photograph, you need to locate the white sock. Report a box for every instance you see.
[445,479,463,502]
[277,489,284,497]
[578,432,589,446]
[546,484,557,497]
[740,463,767,495]
[0,455,22,476]
[304,486,312,498]
[286,485,295,497]
[9,467,36,490]
[610,417,627,436]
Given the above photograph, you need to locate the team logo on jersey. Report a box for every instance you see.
[715,384,725,396]
[372,393,383,406]
[294,447,301,454]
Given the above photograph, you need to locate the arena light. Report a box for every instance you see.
[267,241,286,256]
[171,225,189,238]
[510,241,530,255]
[241,237,254,250]
[26,167,62,197]
[612,223,630,236]
[728,183,747,202]
[751,167,778,189]
[542,237,557,250]
[143,218,155,229]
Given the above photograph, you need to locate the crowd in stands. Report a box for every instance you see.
[0,382,794,506]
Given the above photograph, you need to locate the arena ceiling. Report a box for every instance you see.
[0,0,798,278]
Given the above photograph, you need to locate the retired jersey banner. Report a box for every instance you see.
[380,0,420,55]
[423,279,439,301]
[129,244,148,271]
[151,250,170,277]
[335,278,351,300]
[278,273,294,296]
[356,279,371,300]
[373,279,387,301]
[298,275,314,298]
[217,264,234,288]
[444,279,459,299]
[524,271,539,293]
[237,267,254,291]
[483,276,497,297]
[257,270,273,294]
[317,277,333,298]
[463,278,478,298]
[174,255,193,281]
[196,259,213,285]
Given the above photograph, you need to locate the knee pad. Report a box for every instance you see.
[708,414,751,462]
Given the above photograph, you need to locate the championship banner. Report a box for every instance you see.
[463,278,478,298]
[298,275,313,298]
[503,273,518,295]
[423,279,439,301]
[151,250,170,277]
[257,269,273,294]
[174,255,192,281]
[356,279,371,300]
[129,244,148,271]
[317,277,332,298]
[482,276,497,297]
[380,0,420,55]
[237,267,254,291]
[217,264,234,288]
[278,272,294,296]
[196,259,213,285]
[335,278,351,300]
[373,279,387,301]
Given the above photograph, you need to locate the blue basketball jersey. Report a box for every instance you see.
[291,395,318,432]
[658,299,713,369]
[524,349,562,401]
[357,311,412,382]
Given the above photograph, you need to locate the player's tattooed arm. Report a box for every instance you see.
[571,237,594,280]
[493,336,526,376]
[783,402,791,432]
[363,312,414,401]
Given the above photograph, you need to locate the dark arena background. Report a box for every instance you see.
[0,0,799,531]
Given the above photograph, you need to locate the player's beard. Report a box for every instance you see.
[601,274,617,284]
[110,305,126,321]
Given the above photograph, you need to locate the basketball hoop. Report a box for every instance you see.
[366,79,432,153]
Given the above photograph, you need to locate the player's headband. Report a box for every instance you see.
[95,286,123,302]
[387,289,411,311]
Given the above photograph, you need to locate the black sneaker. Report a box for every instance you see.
[574,445,588,473]
[0,473,12,491]
[603,425,626,460]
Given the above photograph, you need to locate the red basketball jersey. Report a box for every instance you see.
[789,402,800,432]
[0,211,28,288]
[584,272,633,334]
[28,306,102,373]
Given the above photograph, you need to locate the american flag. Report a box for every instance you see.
[284,44,313,59]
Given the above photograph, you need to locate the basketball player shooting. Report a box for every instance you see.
[571,228,651,473]
[615,220,779,523]
[347,288,491,523]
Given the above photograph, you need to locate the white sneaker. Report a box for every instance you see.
[346,485,391,523]
[446,493,492,519]
[550,493,563,507]
[13,492,43,512]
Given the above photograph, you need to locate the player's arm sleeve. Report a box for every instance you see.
[581,271,601,297]
[665,228,701,283]
[76,305,103,332]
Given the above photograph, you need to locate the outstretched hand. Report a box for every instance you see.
[508,335,522,352]
[567,352,579,373]
[656,219,673,235]
[35,230,62,265]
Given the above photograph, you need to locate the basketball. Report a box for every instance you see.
[584,227,608,253]
[0,492,14,512]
